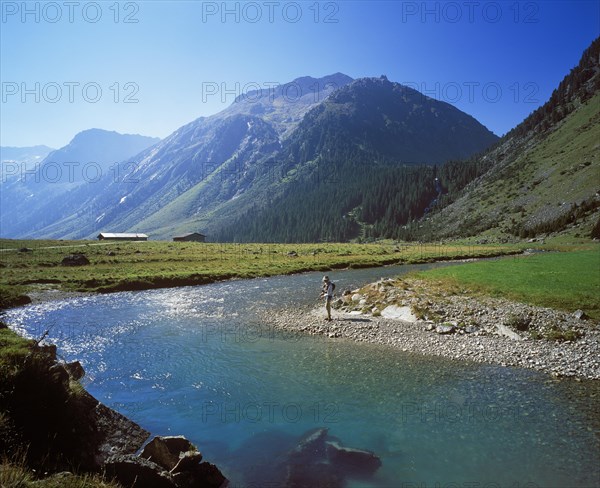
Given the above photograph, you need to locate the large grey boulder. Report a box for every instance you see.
[104,454,176,488]
[283,428,381,487]
[138,435,227,488]
[141,435,198,471]
[287,428,329,465]
[171,450,204,474]
[94,402,150,465]
[381,305,418,322]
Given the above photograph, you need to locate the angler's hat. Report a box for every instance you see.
[322,275,330,282]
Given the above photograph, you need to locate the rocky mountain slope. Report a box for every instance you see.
[133,75,497,241]
[215,76,498,241]
[5,75,353,240]
[4,73,498,241]
[419,37,600,241]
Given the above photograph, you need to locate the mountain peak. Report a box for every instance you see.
[224,73,354,137]
[289,72,353,88]
[70,128,160,144]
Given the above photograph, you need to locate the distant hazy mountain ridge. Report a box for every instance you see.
[0,130,160,237]
[1,145,55,172]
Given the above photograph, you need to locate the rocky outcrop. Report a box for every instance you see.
[64,360,85,380]
[105,435,228,488]
[0,337,149,472]
[104,455,175,488]
[95,402,150,466]
[326,441,382,477]
[0,333,228,487]
[380,305,418,322]
[141,436,197,471]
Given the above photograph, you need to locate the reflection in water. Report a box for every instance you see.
[4,264,600,487]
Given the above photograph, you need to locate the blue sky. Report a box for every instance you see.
[1,0,598,148]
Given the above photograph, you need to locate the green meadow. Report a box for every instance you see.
[0,239,519,309]
[414,249,600,319]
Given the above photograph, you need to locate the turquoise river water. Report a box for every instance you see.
[4,264,600,487]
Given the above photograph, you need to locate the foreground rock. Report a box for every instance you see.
[0,331,228,487]
[105,455,175,488]
[326,441,382,477]
[141,435,197,470]
[0,336,149,472]
[106,434,228,488]
[285,428,381,487]
[263,277,600,380]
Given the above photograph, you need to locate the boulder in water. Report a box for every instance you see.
[326,441,382,476]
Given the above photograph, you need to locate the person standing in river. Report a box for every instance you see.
[321,275,334,321]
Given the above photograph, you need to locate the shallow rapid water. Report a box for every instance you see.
[4,264,600,487]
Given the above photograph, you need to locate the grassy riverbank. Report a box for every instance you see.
[0,326,121,487]
[413,249,600,319]
[0,239,520,309]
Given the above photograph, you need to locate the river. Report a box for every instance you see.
[4,263,600,487]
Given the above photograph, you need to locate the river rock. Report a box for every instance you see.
[61,254,90,266]
[381,305,418,322]
[141,436,197,471]
[573,310,589,320]
[351,294,362,302]
[496,323,523,341]
[170,450,203,474]
[95,402,150,465]
[104,454,176,488]
[172,461,227,488]
[283,428,382,486]
[436,324,455,334]
[326,441,382,476]
[288,428,328,465]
